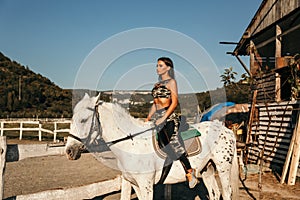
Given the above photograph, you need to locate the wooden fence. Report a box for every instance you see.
[0,137,6,199]
[0,136,121,199]
[0,119,71,142]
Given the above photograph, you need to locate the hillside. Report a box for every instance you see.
[0,52,72,118]
[0,52,250,119]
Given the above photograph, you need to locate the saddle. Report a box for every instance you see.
[152,128,202,159]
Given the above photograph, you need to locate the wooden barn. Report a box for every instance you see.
[232,0,300,185]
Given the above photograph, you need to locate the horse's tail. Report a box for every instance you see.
[231,146,239,200]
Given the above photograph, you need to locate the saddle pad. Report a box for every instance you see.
[181,129,201,140]
[152,133,202,159]
[155,129,201,141]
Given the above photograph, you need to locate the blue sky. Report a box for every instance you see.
[0,0,262,93]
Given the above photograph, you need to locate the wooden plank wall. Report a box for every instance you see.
[255,71,280,103]
[247,101,299,172]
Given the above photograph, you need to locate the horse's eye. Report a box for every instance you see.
[81,118,88,123]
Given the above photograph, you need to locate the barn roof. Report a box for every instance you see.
[233,0,300,56]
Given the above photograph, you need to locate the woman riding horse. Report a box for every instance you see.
[145,57,197,188]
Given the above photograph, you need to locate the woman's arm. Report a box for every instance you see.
[145,103,157,122]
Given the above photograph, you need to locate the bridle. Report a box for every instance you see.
[68,101,102,145]
[68,101,156,147]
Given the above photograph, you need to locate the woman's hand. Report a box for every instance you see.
[155,117,166,126]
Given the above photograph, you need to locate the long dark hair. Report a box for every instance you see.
[157,57,175,80]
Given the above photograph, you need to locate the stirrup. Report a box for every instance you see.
[186,169,198,189]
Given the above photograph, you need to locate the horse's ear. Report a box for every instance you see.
[83,93,90,99]
[95,92,101,100]
[94,92,102,105]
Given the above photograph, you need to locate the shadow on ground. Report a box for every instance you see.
[96,179,209,200]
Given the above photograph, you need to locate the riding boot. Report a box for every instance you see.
[186,168,198,189]
[158,157,173,184]
[179,154,198,189]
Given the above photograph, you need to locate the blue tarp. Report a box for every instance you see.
[200,102,235,122]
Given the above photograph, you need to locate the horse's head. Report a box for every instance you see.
[65,93,102,160]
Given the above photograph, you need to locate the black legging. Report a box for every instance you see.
[157,119,191,173]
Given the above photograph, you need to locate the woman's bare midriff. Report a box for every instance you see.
[154,98,171,109]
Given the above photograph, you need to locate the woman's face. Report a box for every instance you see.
[156,60,170,76]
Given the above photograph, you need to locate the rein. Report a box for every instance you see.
[105,126,155,147]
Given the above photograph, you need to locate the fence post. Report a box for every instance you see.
[19,122,23,140]
[53,122,57,142]
[0,122,3,136]
[39,123,42,141]
[0,136,7,199]
[280,125,297,184]
[288,112,300,185]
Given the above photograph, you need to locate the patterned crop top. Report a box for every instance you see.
[151,79,171,98]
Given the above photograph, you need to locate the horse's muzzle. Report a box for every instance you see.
[65,145,84,160]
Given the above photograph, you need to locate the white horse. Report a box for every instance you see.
[65,94,239,200]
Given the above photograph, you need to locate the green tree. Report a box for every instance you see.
[7,91,15,111]
[220,67,237,86]
[220,67,251,103]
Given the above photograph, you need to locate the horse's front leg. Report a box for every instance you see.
[120,176,132,200]
[132,174,155,200]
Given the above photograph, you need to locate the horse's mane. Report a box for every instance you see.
[74,95,149,129]
[109,102,146,127]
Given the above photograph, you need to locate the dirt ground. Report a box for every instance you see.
[3,140,300,200]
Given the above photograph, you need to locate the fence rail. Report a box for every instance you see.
[0,136,121,199]
[0,119,71,142]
